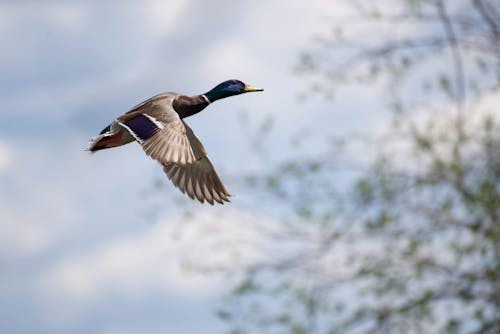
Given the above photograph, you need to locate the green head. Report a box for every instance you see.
[203,79,263,103]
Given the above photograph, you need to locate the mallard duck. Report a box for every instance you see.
[88,79,263,204]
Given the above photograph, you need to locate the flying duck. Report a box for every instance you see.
[88,79,263,204]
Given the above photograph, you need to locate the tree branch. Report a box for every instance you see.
[436,0,467,117]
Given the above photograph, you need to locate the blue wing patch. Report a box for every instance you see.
[122,114,161,141]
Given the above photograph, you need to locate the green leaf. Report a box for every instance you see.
[233,279,259,295]
[217,310,232,321]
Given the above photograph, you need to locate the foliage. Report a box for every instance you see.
[203,0,500,333]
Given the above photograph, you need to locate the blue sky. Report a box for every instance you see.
[0,1,391,333]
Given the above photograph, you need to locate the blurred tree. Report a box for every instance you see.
[174,1,500,333]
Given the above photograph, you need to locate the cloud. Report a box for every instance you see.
[0,1,365,333]
[0,144,80,259]
[32,206,274,332]
[471,88,500,124]
[352,88,500,173]
[143,0,189,33]
[36,207,270,303]
[45,3,90,32]
[0,210,56,259]
[0,135,148,261]
[0,139,12,171]
[401,88,500,133]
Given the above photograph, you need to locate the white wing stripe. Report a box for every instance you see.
[117,120,144,144]
[143,114,165,130]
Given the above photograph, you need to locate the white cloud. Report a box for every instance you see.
[401,88,500,134]
[354,88,500,172]
[0,181,79,259]
[0,1,384,333]
[0,139,12,170]
[46,3,90,32]
[200,39,259,80]
[0,210,53,258]
[0,4,11,33]
[35,207,272,308]
[28,206,278,331]
[144,0,189,33]
[0,2,90,35]
[0,141,64,259]
[470,88,500,125]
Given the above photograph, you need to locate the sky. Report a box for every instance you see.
[2,1,500,334]
[0,1,369,333]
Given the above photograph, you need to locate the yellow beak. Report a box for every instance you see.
[243,84,264,92]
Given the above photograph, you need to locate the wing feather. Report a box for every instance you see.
[117,94,200,166]
[116,94,229,204]
[161,122,230,204]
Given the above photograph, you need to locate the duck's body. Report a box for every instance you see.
[88,79,263,205]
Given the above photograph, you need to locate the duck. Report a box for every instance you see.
[88,79,263,205]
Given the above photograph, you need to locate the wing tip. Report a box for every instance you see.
[161,161,232,205]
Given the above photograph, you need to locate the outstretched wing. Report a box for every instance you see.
[162,122,230,204]
[116,95,230,204]
[116,94,199,165]
[163,158,230,204]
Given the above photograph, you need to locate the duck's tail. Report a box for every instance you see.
[87,124,130,153]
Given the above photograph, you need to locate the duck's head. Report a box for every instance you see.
[204,79,263,103]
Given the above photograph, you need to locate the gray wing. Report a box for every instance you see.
[141,119,200,165]
[116,94,199,165]
[116,96,230,204]
[163,122,230,204]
